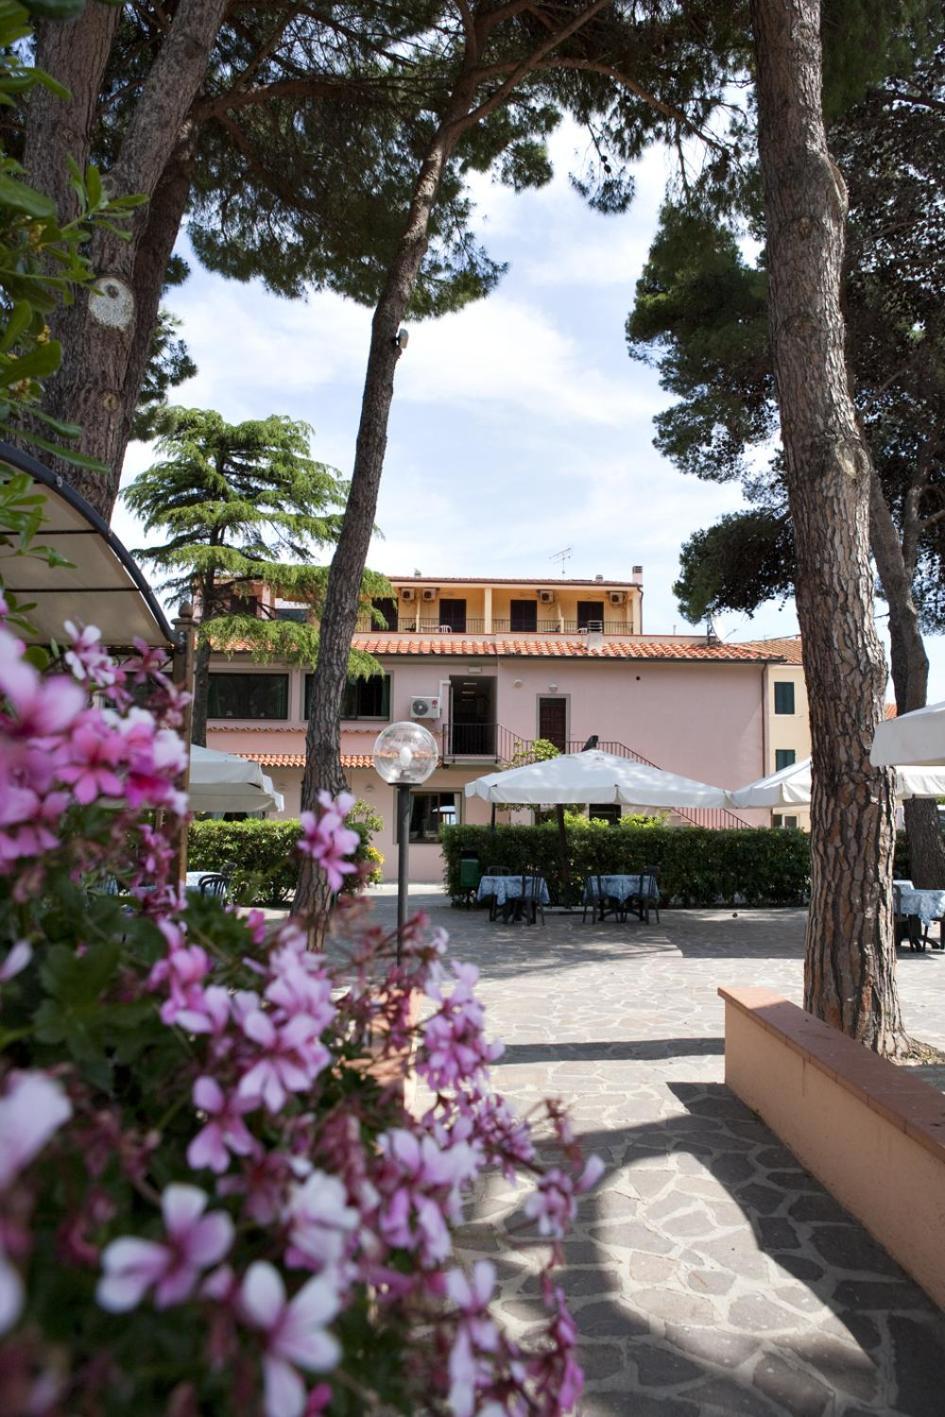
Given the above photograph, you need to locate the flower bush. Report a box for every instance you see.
[0,618,600,1414]
[188,815,384,906]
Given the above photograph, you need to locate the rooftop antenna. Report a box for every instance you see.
[550,545,572,576]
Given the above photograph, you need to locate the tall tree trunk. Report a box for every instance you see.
[750,0,908,1054]
[25,0,225,519]
[191,637,211,747]
[24,4,120,218]
[868,470,945,888]
[293,119,463,914]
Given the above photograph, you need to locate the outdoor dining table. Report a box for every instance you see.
[583,873,660,921]
[476,875,551,909]
[893,878,945,950]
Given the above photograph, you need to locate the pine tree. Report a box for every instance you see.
[123,408,386,744]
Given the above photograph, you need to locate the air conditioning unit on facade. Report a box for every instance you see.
[421,587,437,601]
[411,695,441,719]
[538,589,556,604]
[400,587,416,602]
[609,590,626,605]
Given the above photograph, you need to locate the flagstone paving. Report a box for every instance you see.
[364,889,945,1416]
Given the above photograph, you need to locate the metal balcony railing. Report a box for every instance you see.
[354,616,636,636]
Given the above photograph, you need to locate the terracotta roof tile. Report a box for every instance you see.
[737,635,804,665]
[236,752,372,769]
[885,703,898,719]
[351,634,780,662]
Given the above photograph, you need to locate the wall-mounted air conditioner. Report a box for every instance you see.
[538,589,556,605]
[609,590,627,605]
[411,695,441,719]
[400,587,416,602]
[421,587,437,602]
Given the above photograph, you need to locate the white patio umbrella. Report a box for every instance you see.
[871,701,945,768]
[188,744,284,814]
[729,754,945,807]
[465,749,728,809]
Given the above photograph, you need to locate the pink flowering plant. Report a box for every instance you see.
[0,612,602,1414]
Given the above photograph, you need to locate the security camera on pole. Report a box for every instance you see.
[372,721,438,961]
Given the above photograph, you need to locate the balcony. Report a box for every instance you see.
[353,615,635,636]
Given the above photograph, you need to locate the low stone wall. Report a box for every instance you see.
[720,985,945,1310]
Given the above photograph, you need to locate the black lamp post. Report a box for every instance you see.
[372,721,439,961]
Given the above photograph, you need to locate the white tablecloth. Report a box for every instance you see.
[583,873,659,905]
[894,880,945,926]
[477,875,551,907]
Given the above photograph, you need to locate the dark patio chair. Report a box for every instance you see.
[518,866,546,927]
[199,873,228,902]
[482,865,513,921]
[629,866,660,924]
[582,871,623,923]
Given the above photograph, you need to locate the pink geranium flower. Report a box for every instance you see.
[297,795,359,893]
[59,718,124,803]
[187,1076,257,1174]
[97,1184,234,1311]
[0,628,85,737]
[238,1009,331,1113]
[240,1261,340,1417]
[0,1071,72,1189]
[63,621,117,688]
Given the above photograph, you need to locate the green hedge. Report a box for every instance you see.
[441,820,811,908]
[189,806,383,906]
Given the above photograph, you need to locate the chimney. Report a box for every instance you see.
[632,564,643,580]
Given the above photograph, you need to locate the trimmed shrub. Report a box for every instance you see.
[441,820,810,907]
[189,802,383,905]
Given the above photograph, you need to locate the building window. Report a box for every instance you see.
[305,673,390,720]
[577,600,605,631]
[438,598,466,633]
[774,681,795,715]
[510,599,537,632]
[775,748,796,772]
[397,792,459,843]
[207,673,289,720]
[773,814,799,830]
[588,804,621,826]
[371,597,398,631]
[275,606,307,623]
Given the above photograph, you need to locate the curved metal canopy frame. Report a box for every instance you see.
[0,440,173,647]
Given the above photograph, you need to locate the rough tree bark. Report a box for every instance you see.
[24,0,226,518]
[750,0,908,1053]
[868,471,945,888]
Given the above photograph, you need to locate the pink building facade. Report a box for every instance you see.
[206,573,808,883]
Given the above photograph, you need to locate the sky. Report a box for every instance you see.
[112,121,945,699]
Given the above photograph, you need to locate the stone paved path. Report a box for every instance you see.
[364,890,945,1415]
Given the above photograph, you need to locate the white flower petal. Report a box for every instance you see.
[262,1355,306,1417]
[0,1072,71,1188]
[0,1254,23,1335]
[241,1260,285,1330]
[161,1183,207,1235]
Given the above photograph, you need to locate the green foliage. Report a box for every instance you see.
[123,407,389,688]
[131,310,197,442]
[505,736,560,769]
[628,39,945,630]
[673,511,795,624]
[0,0,144,465]
[188,809,384,905]
[441,822,810,908]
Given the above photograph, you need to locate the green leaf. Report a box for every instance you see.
[23,0,88,18]
[0,300,34,353]
[0,172,55,218]
[0,339,61,383]
[85,163,102,209]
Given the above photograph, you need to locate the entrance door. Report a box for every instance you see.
[439,598,467,633]
[450,676,496,754]
[538,696,567,751]
[577,600,605,631]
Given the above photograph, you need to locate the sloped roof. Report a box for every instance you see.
[737,635,804,665]
[351,634,780,662]
[236,751,372,769]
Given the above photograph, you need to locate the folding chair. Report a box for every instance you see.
[457,853,482,908]
[483,865,512,921]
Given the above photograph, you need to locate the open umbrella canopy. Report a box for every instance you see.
[189,745,284,814]
[729,754,945,807]
[871,702,945,769]
[465,749,728,809]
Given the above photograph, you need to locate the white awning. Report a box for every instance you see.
[189,744,284,814]
[465,749,728,808]
[871,702,945,769]
[729,754,945,806]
